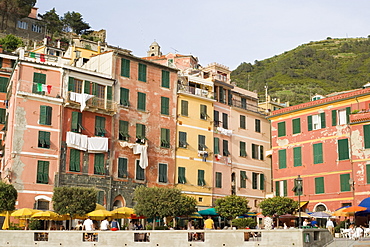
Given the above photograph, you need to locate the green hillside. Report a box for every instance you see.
[231,37,370,105]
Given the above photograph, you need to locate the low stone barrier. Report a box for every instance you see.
[0,228,332,247]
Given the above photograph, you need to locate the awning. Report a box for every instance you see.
[300,201,309,208]
[356,197,370,216]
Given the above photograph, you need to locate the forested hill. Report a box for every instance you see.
[231,38,370,106]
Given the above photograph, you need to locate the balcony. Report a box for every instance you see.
[232,99,268,116]
[177,85,214,99]
[66,91,117,113]
[350,110,370,123]
[16,80,62,99]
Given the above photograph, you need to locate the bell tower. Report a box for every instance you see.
[147,41,162,57]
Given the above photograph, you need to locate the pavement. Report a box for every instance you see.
[328,238,370,247]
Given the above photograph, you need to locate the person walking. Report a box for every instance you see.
[326,218,334,237]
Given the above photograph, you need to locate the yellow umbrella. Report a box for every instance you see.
[332,207,354,217]
[95,203,106,210]
[31,211,61,220]
[11,208,41,218]
[111,207,135,218]
[86,210,113,220]
[2,211,10,230]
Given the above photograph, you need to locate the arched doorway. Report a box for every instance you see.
[112,195,125,210]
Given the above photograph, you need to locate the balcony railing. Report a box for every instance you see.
[350,110,370,123]
[178,85,214,99]
[67,91,117,112]
[232,99,268,116]
[16,80,62,98]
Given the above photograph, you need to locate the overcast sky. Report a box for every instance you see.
[35,0,370,70]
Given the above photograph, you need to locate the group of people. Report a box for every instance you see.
[76,217,121,231]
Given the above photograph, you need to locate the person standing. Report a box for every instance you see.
[204,216,214,230]
[100,217,110,231]
[110,219,120,231]
[326,218,334,237]
[83,216,94,231]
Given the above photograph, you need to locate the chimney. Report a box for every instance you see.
[97,41,101,54]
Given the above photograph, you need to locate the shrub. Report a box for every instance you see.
[232,218,257,229]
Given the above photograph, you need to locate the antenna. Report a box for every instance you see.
[171,47,179,53]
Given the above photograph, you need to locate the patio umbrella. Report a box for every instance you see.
[279,214,297,218]
[342,205,367,213]
[188,212,203,219]
[294,212,311,217]
[11,208,41,218]
[31,211,61,220]
[331,206,353,217]
[95,203,106,210]
[86,209,113,220]
[309,212,331,218]
[198,208,218,216]
[111,207,134,219]
[2,211,10,230]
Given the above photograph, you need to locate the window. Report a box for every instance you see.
[121,58,130,78]
[198,170,205,186]
[240,141,247,157]
[39,105,52,125]
[118,158,128,178]
[260,174,265,190]
[308,113,326,131]
[160,128,170,148]
[338,138,349,160]
[293,147,302,167]
[69,149,80,172]
[278,149,286,169]
[138,63,147,82]
[97,191,104,205]
[161,96,169,115]
[0,108,5,124]
[136,160,145,180]
[32,24,42,33]
[198,135,207,150]
[215,172,222,188]
[332,108,351,126]
[161,70,170,88]
[223,140,229,156]
[68,77,82,93]
[38,131,50,149]
[278,122,286,137]
[95,116,106,136]
[36,160,49,184]
[366,164,370,184]
[292,118,301,134]
[94,154,105,175]
[181,100,188,116]
[158,163,168,183]
[240,115,246,129]
[364,125,370,149]
[17,21,28,29]
[178,167,186,184]
[228,90,232,105]
[252,173,258,189]
[0,77,8,92]
[32,73,46,94]
[340,174,351,192]
[119,120,129,141]
[84,81,91,94]
[252,144,264,160]
[179,132,188,148]
[275,180,287,197]
[313,143,323,164]
[214,137,219,154]
[241,98,247,109]
[222,113,228,129]
[214,110,220,127]
[120,88,130,106]
[255,119,261,133]
[136,124,146,141]
[315,177,325,194]
[137,92,146,111]
[200,104,207,119]
[240,171,247,188]
[71,111,83,133]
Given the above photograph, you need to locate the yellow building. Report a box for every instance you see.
[176,74,214,208]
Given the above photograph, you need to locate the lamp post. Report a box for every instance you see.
[296,175,303,228]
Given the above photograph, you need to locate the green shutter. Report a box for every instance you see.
[119,120,129,140]
[161,97,169,115]
[214,137,219,154]
[33,73,46,94]
[293,147,302,167]
[118,158,128,178]
[320,112,326,128]
[346,107,351,124]
[332,110,337,126]
[84,81,91,94]
[198,170,205,186]
[107,86,112,100]
[260,174,265,190]
[240,141,246,157]
[315,177,324,194]
[37,161,49,184]
[240,115,246,129]
[136,124,145,139]
[313,143,323,164]
[364,125,370,149]
[0,77,8,92]
[137,92,146,111]
[161,70,170,88]
[200,105,207,119]
[366,164,370,184]
[181,100,188,116]
[0,108,5,124]
[138,63,147,82]
[259,145,264,160]
[223,140,229,156]
[278,122,286,137]
[120,88,129,106]
[178,167,186,184]
[275,181,280,196]
[159,163,167,183]
[216,172,222,188]
[40,106,52,125]
[121,58,130,77]
[70,149,80,172]
[71,111,82,132]
[338,139,349,160]
[136,161,144,180]
[68,77,74,92]
[340,174,351,192]
[252,173,258,189]
[283,180,287,196]
[160,128,170,148]
[94,154,105,175]
[292,118,301,134]
[179,131,187,148]
[95,116,106,136]
[92,82,98,96]
[308,115,313,131]
[240,171,247,188]
[279,149,287,169]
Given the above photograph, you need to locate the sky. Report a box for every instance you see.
[35,0,370,70]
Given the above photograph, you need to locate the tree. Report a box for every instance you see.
[134,186,197,228]
[62,11,90,35]
[0,34,23,51]
[0,182,17,212]
[41,8,63,39]
[215,195,250,226]
[52,186,96,221]
[259,196,299,227]
[0,0,36,30]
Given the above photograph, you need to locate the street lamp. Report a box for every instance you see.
[296,175,303,228]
